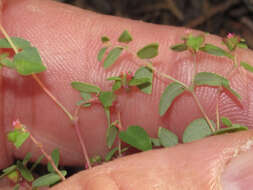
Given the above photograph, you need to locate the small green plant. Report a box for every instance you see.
[0,23,252,190]
[1,120,66,189]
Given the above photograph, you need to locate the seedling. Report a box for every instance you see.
[0,24,252,190]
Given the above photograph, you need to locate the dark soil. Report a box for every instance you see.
[55,0,253,49]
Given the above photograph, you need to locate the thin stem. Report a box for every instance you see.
[192,53,197,85]
[191,91,215,132]
[216,89,221,130]
[0,24,74,121]
[32,74,73,121]
[27,132,66,181]
[0,24,18,53]
[146,64,188,88]
[73,120,91,169]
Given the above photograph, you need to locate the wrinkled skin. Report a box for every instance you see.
[1,0,253,189]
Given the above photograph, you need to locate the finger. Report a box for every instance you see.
[51,130,253,190]
[1,0,253,167]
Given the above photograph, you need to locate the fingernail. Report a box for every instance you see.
[85,175,119,190]
[221,147,253,190]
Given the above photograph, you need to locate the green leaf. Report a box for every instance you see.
[237,42,248,49]
[105,147,128,162]
[105,147,118,162]
[133,66,153,94]
[119,125,152,151]
[1,58,15,68]
[15,131,30,149]
[0,37,31,49]
[221,116,232,127]
[30,155,44,172]
[118,30,133,43]
[200,44,233,59]
[221,78,241,100]
[159,82,185,116]
[101,36,110,43]
[22,152,32,165]
[14,47,46,75]
[76,92,92,107]
[17,160,34,182]
[9,129,30,149]
[186,35,204,52]
[0,165,17,179]
[47,149,60,173]
[240,61,253,73]
[212,125,248,135]
[170,43,187,52]
[182,118,214,143]
[97,47,108,62]
[71,81,101,94]
[106,125,118,149]
[103,47,123,69]
[158,127,178,147]
[137,43,159,59]
[99,91,116,108]
[112,80,122,91]
[128,77,150,86]
[194,72,226,87]
[90,155,102,164]
[32,170,67,187]
[107,76,122,81]
[151,138,161,147]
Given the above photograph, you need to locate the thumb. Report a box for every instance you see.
[51,130,253,190]
[1,0,253,168]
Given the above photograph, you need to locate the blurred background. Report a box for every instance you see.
[54,0,253,49]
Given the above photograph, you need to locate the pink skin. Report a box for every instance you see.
[0,0,253,189]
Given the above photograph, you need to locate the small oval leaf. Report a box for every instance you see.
[158,127,178,147]
[159,82,185,116]
[14,47,46,75]
[186,35,204,52]
[17,161,34,182]
[133,66,153,94]
[221,116,232,127]
[200,44,233,59]
[137,43,159,59]
[0,37,31,49]
[103,47,123,69]
[119,125,152,151]
[183,118,214,143]
[240,61,253,73]
[118,30,133,43]
[101,36,110,43]
[106,125,118,149]
[47,149,60,173]
[98,91,116,108]
[212,125,248,135]
[71,82,101,94]
[128,77,150,86]
[97,47,108,62]
[170,43,187,52]
[32,170,67,187]
[194,72,226,87]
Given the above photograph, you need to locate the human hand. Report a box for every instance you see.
[1,0,253,189]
